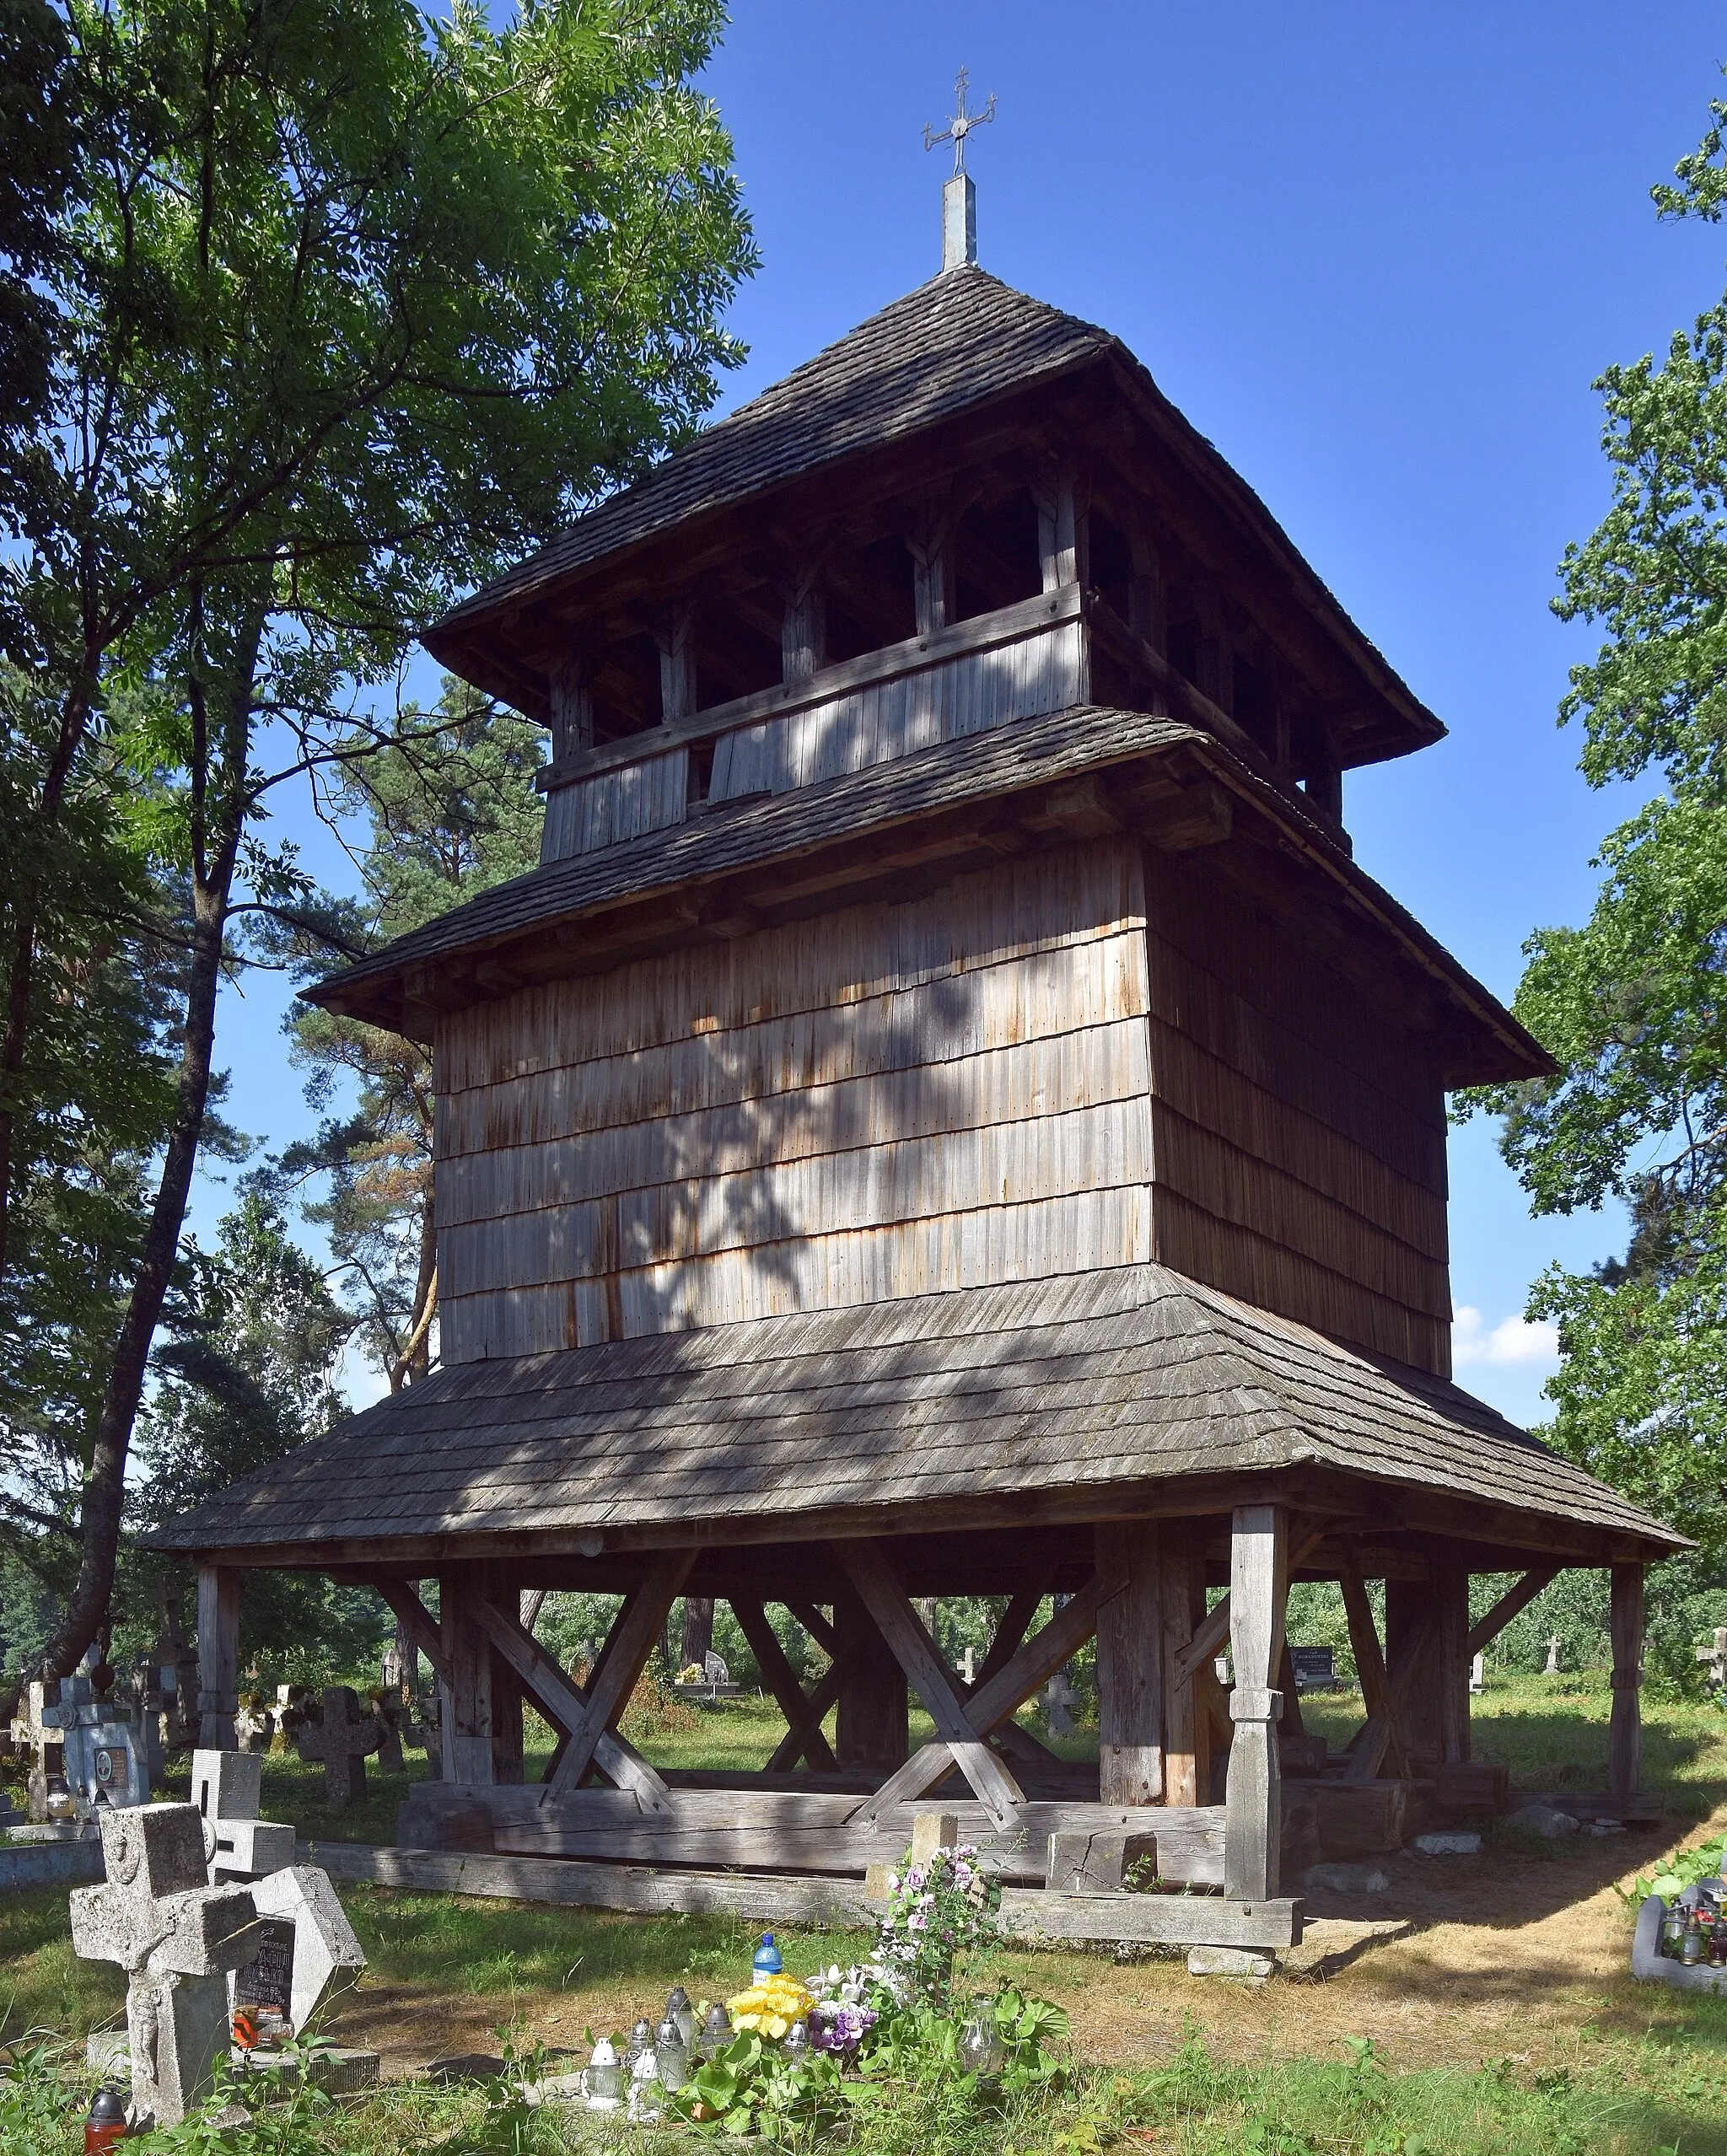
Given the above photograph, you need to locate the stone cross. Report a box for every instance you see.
[191,1748,296,1884]
[21,1660,151,1817]
[1695,1626,1727,1689]
[1469,1651,1486,1695]
[1544,1635,1562,1676]
[290,1686,382,1807]
[960,1644,976,1686]
[70,1803,263,2129]
[1043,1669,1079,1739]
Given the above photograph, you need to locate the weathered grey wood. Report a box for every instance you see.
[1172,1525,1323,1685]
[470,1589,675,1815]
[304,1836,1297,1945]
[1339,1717,1391,1783]
[1096,1520,1162,1804]
[765,1660,845,1775]
[1224,1503,1287,1901]
[196,1564,240,1750]
[731,1599,837,1773]
[1046,1829,1157,1895]
[1000,1892,1301,1952]
[1160,1540,1206,1808]
[539,584,1085,788]
[972,1583,1050,1692]
[1435,1551,1470,1765]
[1610,1562,1644,1798]
[543,1549,695,1800]
[442,1568,495,1787]
[374,1579,449,1687]
[1276,1639,1305,1740]
[835,1541,1024,1830]
[1463,1566,1559,1660]
[847,1563,1126,1824]
[784,1600,840,1658]
[1337,1552,1411,1780]
[833,1581,907,1776]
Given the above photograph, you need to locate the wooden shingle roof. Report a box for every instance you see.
[430,269,1111,637]
[148,1263,1681,1567]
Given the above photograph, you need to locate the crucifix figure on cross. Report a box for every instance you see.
[923,67,995,176]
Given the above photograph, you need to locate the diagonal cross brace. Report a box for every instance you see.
[470,1591,676,1816]
[729,1600,838,1774]
[843,1550,1131,1830]
[541,1550,696,1804]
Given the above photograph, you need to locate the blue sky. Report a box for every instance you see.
[208,3,1727,1423]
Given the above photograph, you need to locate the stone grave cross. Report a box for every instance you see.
[291,1686,383,1806]
[1042,1669,1079,1740]
[70,1803,264,2129]
[191,1748,296,1884]
[1544,1635,1562,1676]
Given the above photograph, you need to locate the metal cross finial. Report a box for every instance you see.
[923,67,996,177]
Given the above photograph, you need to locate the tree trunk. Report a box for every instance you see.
[34,605,261,1683]
[680,1597,715,1674]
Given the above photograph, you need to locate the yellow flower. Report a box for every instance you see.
[764,2014,789,2039]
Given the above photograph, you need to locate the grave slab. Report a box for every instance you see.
[248,1864,367,2035]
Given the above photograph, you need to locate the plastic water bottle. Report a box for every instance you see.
[752,1931,783,1976]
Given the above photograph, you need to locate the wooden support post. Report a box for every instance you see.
[441,1567,494,1787]
[1224,1504,1287,1903]
[832,1578,908,1778]
[1276,1641,1305,1739]
[547,657,594,762]
[196,1564,240,1750]
[1386,1567,1441,1764]
[1033,464,1087,594]
[484,1567,525,1785]
[1435,1551,1470,1766]
[657,611,696,723]
[1096,1521,1163,1804]
[544,1551,696,1803]
[1610,1562,1645,1799]
[731,1600,838,1773]
[1160,1538,1207,1808]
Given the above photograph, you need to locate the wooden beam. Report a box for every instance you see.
[765,1659,845,1775]
[543,1550,695,1802]
[731,1600,838,1774]
[784,1600,840,1659]
[1097,1521,1163,1804]
[471,1591,675,1816]
[848,1562,1127,1824]
[835,1542,1024,1831]
[1162,1541,1207,1809]
[1610,1562,1644,1799]
[1224,1505,1287,1901]
[373,1581,449,1686]
[1337,1551,1411,1780]
[971,1583,1050,1693]
[1172,1526,1324,1685]
[196,1565,240,1751]
[1464,1566,1559,1660]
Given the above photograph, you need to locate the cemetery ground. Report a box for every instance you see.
[8,1677,1727,2149]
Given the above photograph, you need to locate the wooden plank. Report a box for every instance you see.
[1610,1562,1644,1798]
[1337,1552,1411,1780]
[835,1541,1024,1830]
[730,1600,838,1773]
[442,1568,496,1787]
[1224,1503,1287,1901]
[302,1836,1297,1946]
[543,1550,696,1801]
[1464,1566,1559,1660]
[1161,1542,1205,1809]
[471,1590,674,1816]
[1096,1521,1163,1804]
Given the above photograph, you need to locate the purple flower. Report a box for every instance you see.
[814,2003,875,2052]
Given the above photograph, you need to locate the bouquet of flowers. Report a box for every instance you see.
[875,1841,1003,2003]
[724,1971,815,2039]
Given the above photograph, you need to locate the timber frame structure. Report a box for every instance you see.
[153,241,1682,1948]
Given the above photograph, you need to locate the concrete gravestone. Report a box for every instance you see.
[70,1803,263,2129]
[13,1656,150,1820]
[246,1867,367,2037]
[1042,1669,1078,1739]
[191,1749,296,1884]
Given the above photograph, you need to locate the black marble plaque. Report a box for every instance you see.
[234,1917,296,2019]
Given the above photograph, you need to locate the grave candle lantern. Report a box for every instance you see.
[582,2036,623,2111]
[699,2002,732,2057]
[957,2005,1005,2082]
[627,2016,654,2067]
[654,2014,688,2091]
[667,1985,698,2049]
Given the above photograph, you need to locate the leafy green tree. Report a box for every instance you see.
[1471,82,1727,1569]
[273,679,545,1387]
[2,0,754,1680]
[131,1189,386,1682]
